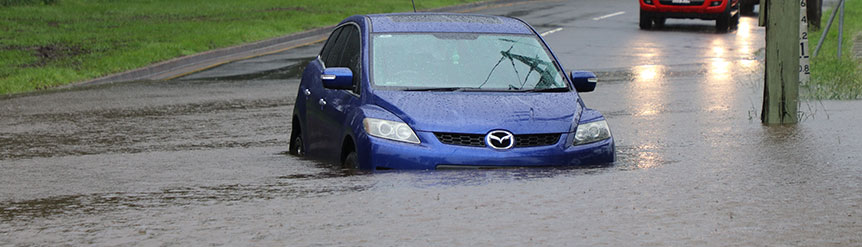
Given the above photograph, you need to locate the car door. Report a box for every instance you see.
[317,24,362,160]
[304,26,345,158]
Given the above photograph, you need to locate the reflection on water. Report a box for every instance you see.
[710,38,726,57]
[614,16,766,171]
[614,144,674,170]
[734,18,762,75]
[699,16,762,115]
[630,65,667,117]
[735,18,762,73]
[633,64,665,83]
[703,57,736,113]
[736,18,753,39]
[634,151,662,169]
[708,58,731,81]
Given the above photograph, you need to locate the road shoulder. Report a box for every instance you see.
[68,0,533,89]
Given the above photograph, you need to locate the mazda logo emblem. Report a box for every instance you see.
[486,130,514,150]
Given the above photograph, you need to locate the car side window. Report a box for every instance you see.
[340,26,361,94]
[319,27,343,67]
[325,26,351,67]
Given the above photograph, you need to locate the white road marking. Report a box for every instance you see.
[540,27,564,37]
[592,11,626,21]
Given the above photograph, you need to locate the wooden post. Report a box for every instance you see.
[761,0,800,124]
[808,0,822,30]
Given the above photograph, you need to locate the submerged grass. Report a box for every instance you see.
[805,0,862,100]
[0,0,482,95]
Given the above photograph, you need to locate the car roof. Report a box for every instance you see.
[365,13,534,34]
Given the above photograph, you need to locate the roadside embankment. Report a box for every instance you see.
[807,0,862,100]
[0,0,487,95]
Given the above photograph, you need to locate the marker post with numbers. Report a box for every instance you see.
[800,0,810,85]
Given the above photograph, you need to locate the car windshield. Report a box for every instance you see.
[371,33,568,91]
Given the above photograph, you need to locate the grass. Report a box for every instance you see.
[1,0,58,7]
[0,0,483,95]
[805,0,862,100]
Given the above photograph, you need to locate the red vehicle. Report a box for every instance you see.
[639,0,740,31]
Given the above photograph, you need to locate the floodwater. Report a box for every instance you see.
[1,0,860,245]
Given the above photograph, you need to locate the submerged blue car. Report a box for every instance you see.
[289,13,614,170]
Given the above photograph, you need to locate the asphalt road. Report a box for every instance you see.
[1,0,860,245]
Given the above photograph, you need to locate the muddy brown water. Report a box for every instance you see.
[2,63,859,246]
[2,0,860,245]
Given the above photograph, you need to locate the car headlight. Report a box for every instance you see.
[363,118,420,144]
[573,120,611,145]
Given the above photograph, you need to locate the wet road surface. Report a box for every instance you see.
[2,0,860,245]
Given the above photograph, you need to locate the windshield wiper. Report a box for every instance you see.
[477,44,515,89]
[501,50,562,89]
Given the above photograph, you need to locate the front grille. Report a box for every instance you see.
[658,0,705,6]
[435,133,485,147]
[434,132,561,148]
[515,134,560,147]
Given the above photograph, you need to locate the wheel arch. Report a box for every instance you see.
[340,135,357,164]
[289,114,305,156]
[291,115,302,136]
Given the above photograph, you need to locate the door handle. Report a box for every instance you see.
[318,98,327,106]
[304,89,311,96]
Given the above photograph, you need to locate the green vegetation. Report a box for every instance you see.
[806,0,862,100]
[0,0,483,94]
[1,0,57,7]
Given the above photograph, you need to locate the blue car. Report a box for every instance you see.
[289,13,614,170]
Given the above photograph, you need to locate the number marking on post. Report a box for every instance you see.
[799,0,811,84]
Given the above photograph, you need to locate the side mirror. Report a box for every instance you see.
[321,67,354,90]
[571,70,598,92]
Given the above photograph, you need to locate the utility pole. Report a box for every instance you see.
[760,0,801,124]
[808,0,822,30]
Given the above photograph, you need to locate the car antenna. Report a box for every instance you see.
[411,0,417,12]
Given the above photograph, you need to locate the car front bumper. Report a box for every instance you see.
[641,1,731,18]
[365,131,615,170]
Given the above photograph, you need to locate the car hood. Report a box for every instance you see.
[371,90,582,134]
